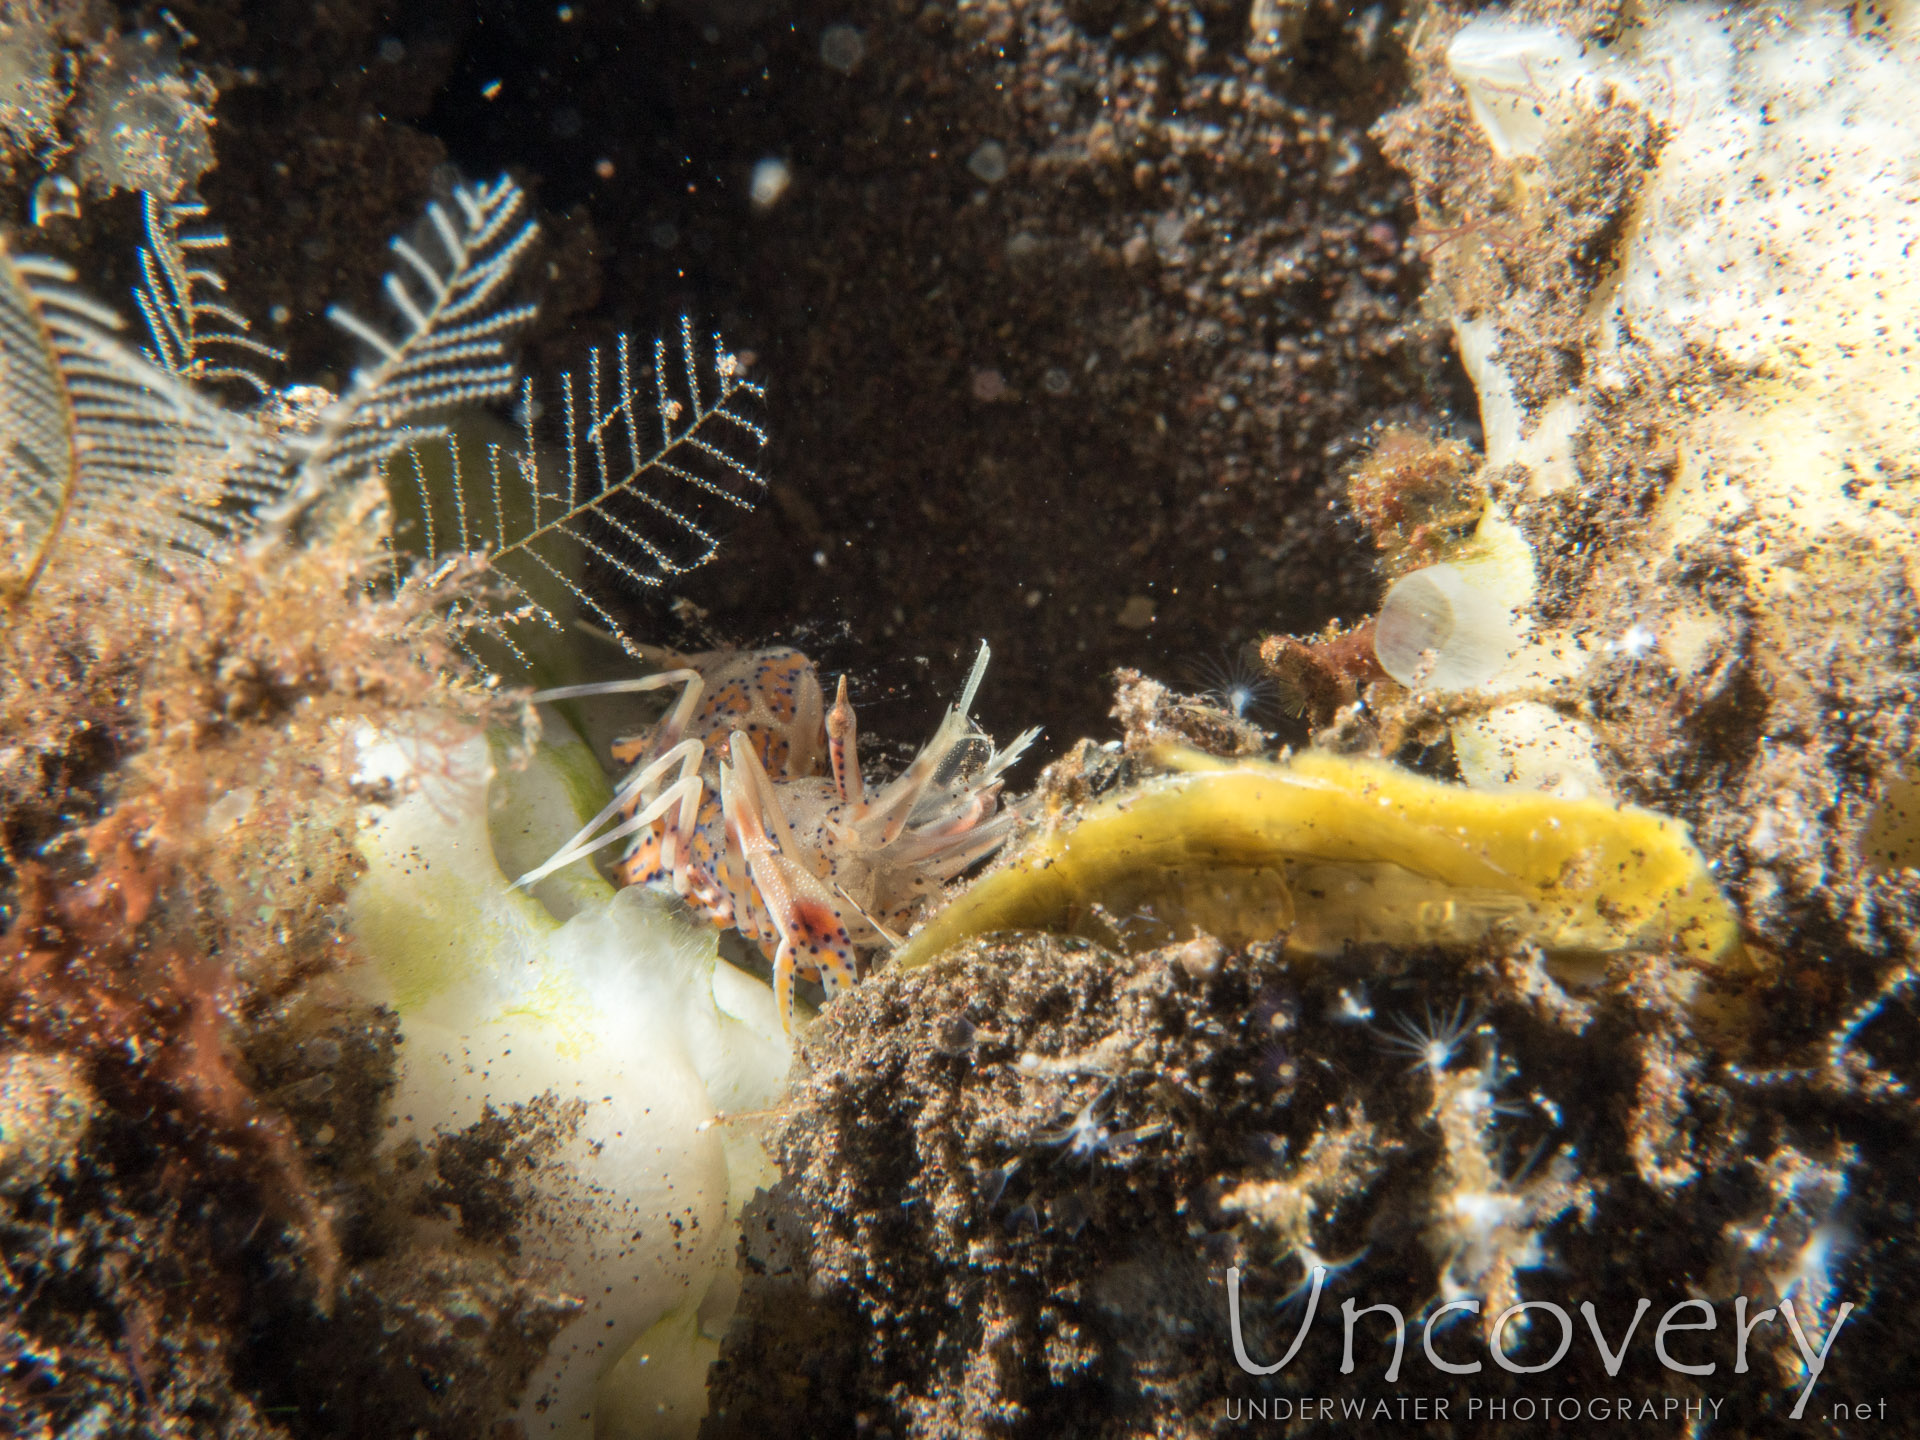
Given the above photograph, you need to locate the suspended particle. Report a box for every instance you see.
[970,367,1010,402]
[820,23,866,73]
[750,157,792,211]
[967,140,1009,184]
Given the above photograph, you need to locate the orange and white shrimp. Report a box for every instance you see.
[516,643,1036,1031]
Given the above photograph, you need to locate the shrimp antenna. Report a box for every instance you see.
[957,640,991,717]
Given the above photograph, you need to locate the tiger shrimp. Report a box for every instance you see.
[515,642,1038,1032]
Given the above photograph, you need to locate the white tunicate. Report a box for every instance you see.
[967,140,1009,185]
[349,730,789,1440]
[1373,563,1522,692]
[749,156,791,211]
[819,23,866,74]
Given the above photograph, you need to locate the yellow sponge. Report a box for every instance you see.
[894,747,1737,970]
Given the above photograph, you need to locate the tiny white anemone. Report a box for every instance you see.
[1448,1188,1526,1240]
[1037,1085,1165,1163]
[1777,1223,1851,1319]
[1378,999,1481,1074]
[1281,1242,1368,1306]
[1452,1044,1531,1125]
[1186,645,1280,722]
[1610,623,1659,661]
[976,1157,1022,1209]
[1330,983,1374,1024]
[1038,1084,1116,1161]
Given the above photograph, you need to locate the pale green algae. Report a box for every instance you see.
[347,720,791,1440]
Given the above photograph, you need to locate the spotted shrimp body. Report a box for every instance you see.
[519,644,1035,1031]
